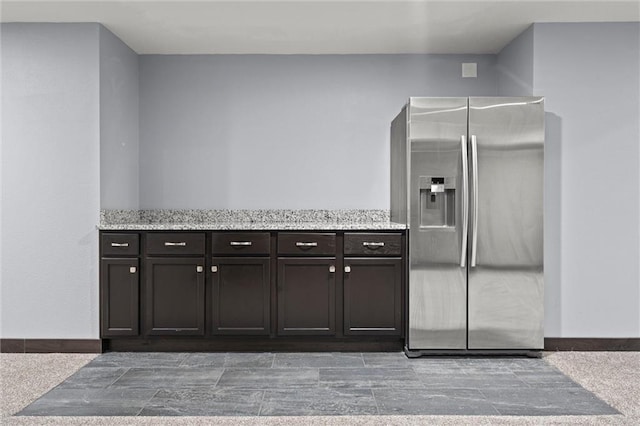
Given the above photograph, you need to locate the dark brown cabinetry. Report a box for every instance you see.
[277,232,337,256]
[145,257,206,335]
[343,233,404,336]
[100,258,139,336]
[100,233,140,337]
[100,229,405,350]
[211,232,270,256]
[277,233,337,336]
[277,258,336,335]
[146,232,205,255]
[145,232,206,336]
[101,233,140,256]
[343,258,403,335]
[344,233,403,257]
[211,232,271,335]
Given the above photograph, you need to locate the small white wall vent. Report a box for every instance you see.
[462,63,477,78]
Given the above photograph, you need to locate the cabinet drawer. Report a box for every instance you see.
[146,233,205,255]
[278,233,336,256]
[102,233,139,256]
[344,233,403,256]
[212,232,271,256]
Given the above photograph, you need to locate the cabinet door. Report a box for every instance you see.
[145,257,205,335]
[211,257,270,335]
[343,258,403,336]
[100,258,139,337]
[277,258,336,335]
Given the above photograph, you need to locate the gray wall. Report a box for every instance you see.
[1,23,101,338]
[496,25,534,96]
[532,23,640,337]
[139,54,498,209]
[99,26,139,209]
[3,22,638,340]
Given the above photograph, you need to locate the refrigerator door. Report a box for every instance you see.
[468,97,544,349]
[407,97,468,350]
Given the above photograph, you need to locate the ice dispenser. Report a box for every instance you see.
[420,176,456,228]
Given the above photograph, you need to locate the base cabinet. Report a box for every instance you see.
[145,257,206,335]
[277,258,336,335]
[100,230,404,347]
[100,258,139,336]
[343,258,403,336]
[211,257,270,335]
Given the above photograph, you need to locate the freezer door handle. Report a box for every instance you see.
[470,134,479,267]
[460,135,469,268]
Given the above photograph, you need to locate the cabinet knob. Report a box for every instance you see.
[329,265,335,273]
[196,265,203,273]
[344,266,351,273]
[211,266,218,273]
[129,266,137,274]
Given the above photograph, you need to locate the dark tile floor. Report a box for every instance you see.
[17,352,619,417]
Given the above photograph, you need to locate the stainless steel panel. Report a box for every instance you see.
[468,96,544,349]
[409,266,467,348]
[407,97,468,350]
[468,267,544,348]
[390,106,408,225]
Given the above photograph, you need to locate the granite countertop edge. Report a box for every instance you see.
[97,221,407,231]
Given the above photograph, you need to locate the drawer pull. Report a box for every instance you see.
[344,266,351,273]
[211,266,218,273]
[230,241,253,246]
[129,266,137,274]
[296,242,318,248]
[196,265,203,273]
[111,242,130,247]
[363,242,385,249]
[329,265,336,273]
[164,242,187,247]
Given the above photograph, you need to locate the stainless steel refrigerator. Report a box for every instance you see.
[391,97,544,353]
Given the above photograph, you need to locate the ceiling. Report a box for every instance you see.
[1,0,638,54]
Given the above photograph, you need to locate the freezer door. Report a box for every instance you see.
[407,97,468,350]
[468,97,544,349]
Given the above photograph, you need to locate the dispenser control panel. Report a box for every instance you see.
[419,176,456,229]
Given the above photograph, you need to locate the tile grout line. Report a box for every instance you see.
[212,365,224,389]
[370,388,381,415]
[475,388,502,416]
[257,389,266,416]
[106,367,130,388]
[177,352,190,367]
[135,388,161,416]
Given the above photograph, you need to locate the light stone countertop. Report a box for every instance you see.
[98,209,407,231]
[98,221,406,231]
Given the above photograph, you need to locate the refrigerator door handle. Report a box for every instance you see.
[470,134,479,267]
[460,135,469,268]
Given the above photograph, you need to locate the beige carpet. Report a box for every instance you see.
[1,351,638,425]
